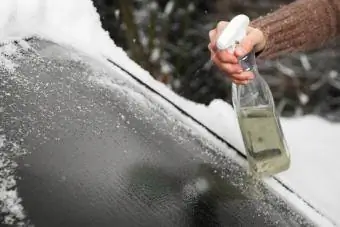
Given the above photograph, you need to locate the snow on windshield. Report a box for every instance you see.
[0,0,339,226]
[0,40,32,226]
[0,133,27,226]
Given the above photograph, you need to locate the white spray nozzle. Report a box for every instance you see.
[216,14,250,53]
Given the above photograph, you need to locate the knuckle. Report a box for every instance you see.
[217,21,227,28]
[224,64,234,73]
[225,63,232,70]
[220,53,231,63]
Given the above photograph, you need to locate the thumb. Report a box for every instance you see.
[235,28,264,57]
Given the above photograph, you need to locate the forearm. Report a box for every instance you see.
[250,0,340,59]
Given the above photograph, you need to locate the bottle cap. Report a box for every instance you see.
[216,14,250,53]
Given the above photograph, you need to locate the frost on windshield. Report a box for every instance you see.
[0,41,33,226]
[0,133,29,226]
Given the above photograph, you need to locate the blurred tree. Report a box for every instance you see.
[93,0,231,104]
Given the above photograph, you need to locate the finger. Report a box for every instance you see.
[211,52,255,80]
[223,63,242,74]
[232,79,249,85]
[212,58,242,75]
[209,44,217,58]
[235,37,254,57]
[216,21,228,38]
[239,71,255,80]
[235,29,264,57]
[208,43,213,52]
[229,71,255,81]
[216,50,238,64]
[209,29,217,51]
[209,29,216,41]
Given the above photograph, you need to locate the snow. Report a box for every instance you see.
[164,1,175,15]
[0,134,27,226]
[0,0,339,226]
[280,116,340,224]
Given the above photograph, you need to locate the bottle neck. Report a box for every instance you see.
[239,50,258,74]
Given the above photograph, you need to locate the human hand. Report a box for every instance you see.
[208,21,266,84]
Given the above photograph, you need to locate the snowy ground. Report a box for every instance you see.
[0,0,339,226]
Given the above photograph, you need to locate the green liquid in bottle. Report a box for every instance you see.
[238,107,290,176]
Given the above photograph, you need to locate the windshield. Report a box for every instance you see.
[0,38,314,226]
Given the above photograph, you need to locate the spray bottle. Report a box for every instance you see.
[216,14,291,176]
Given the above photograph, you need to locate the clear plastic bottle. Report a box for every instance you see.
[216,15,291,176]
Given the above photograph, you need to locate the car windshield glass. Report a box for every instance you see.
[0,38,314,226]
